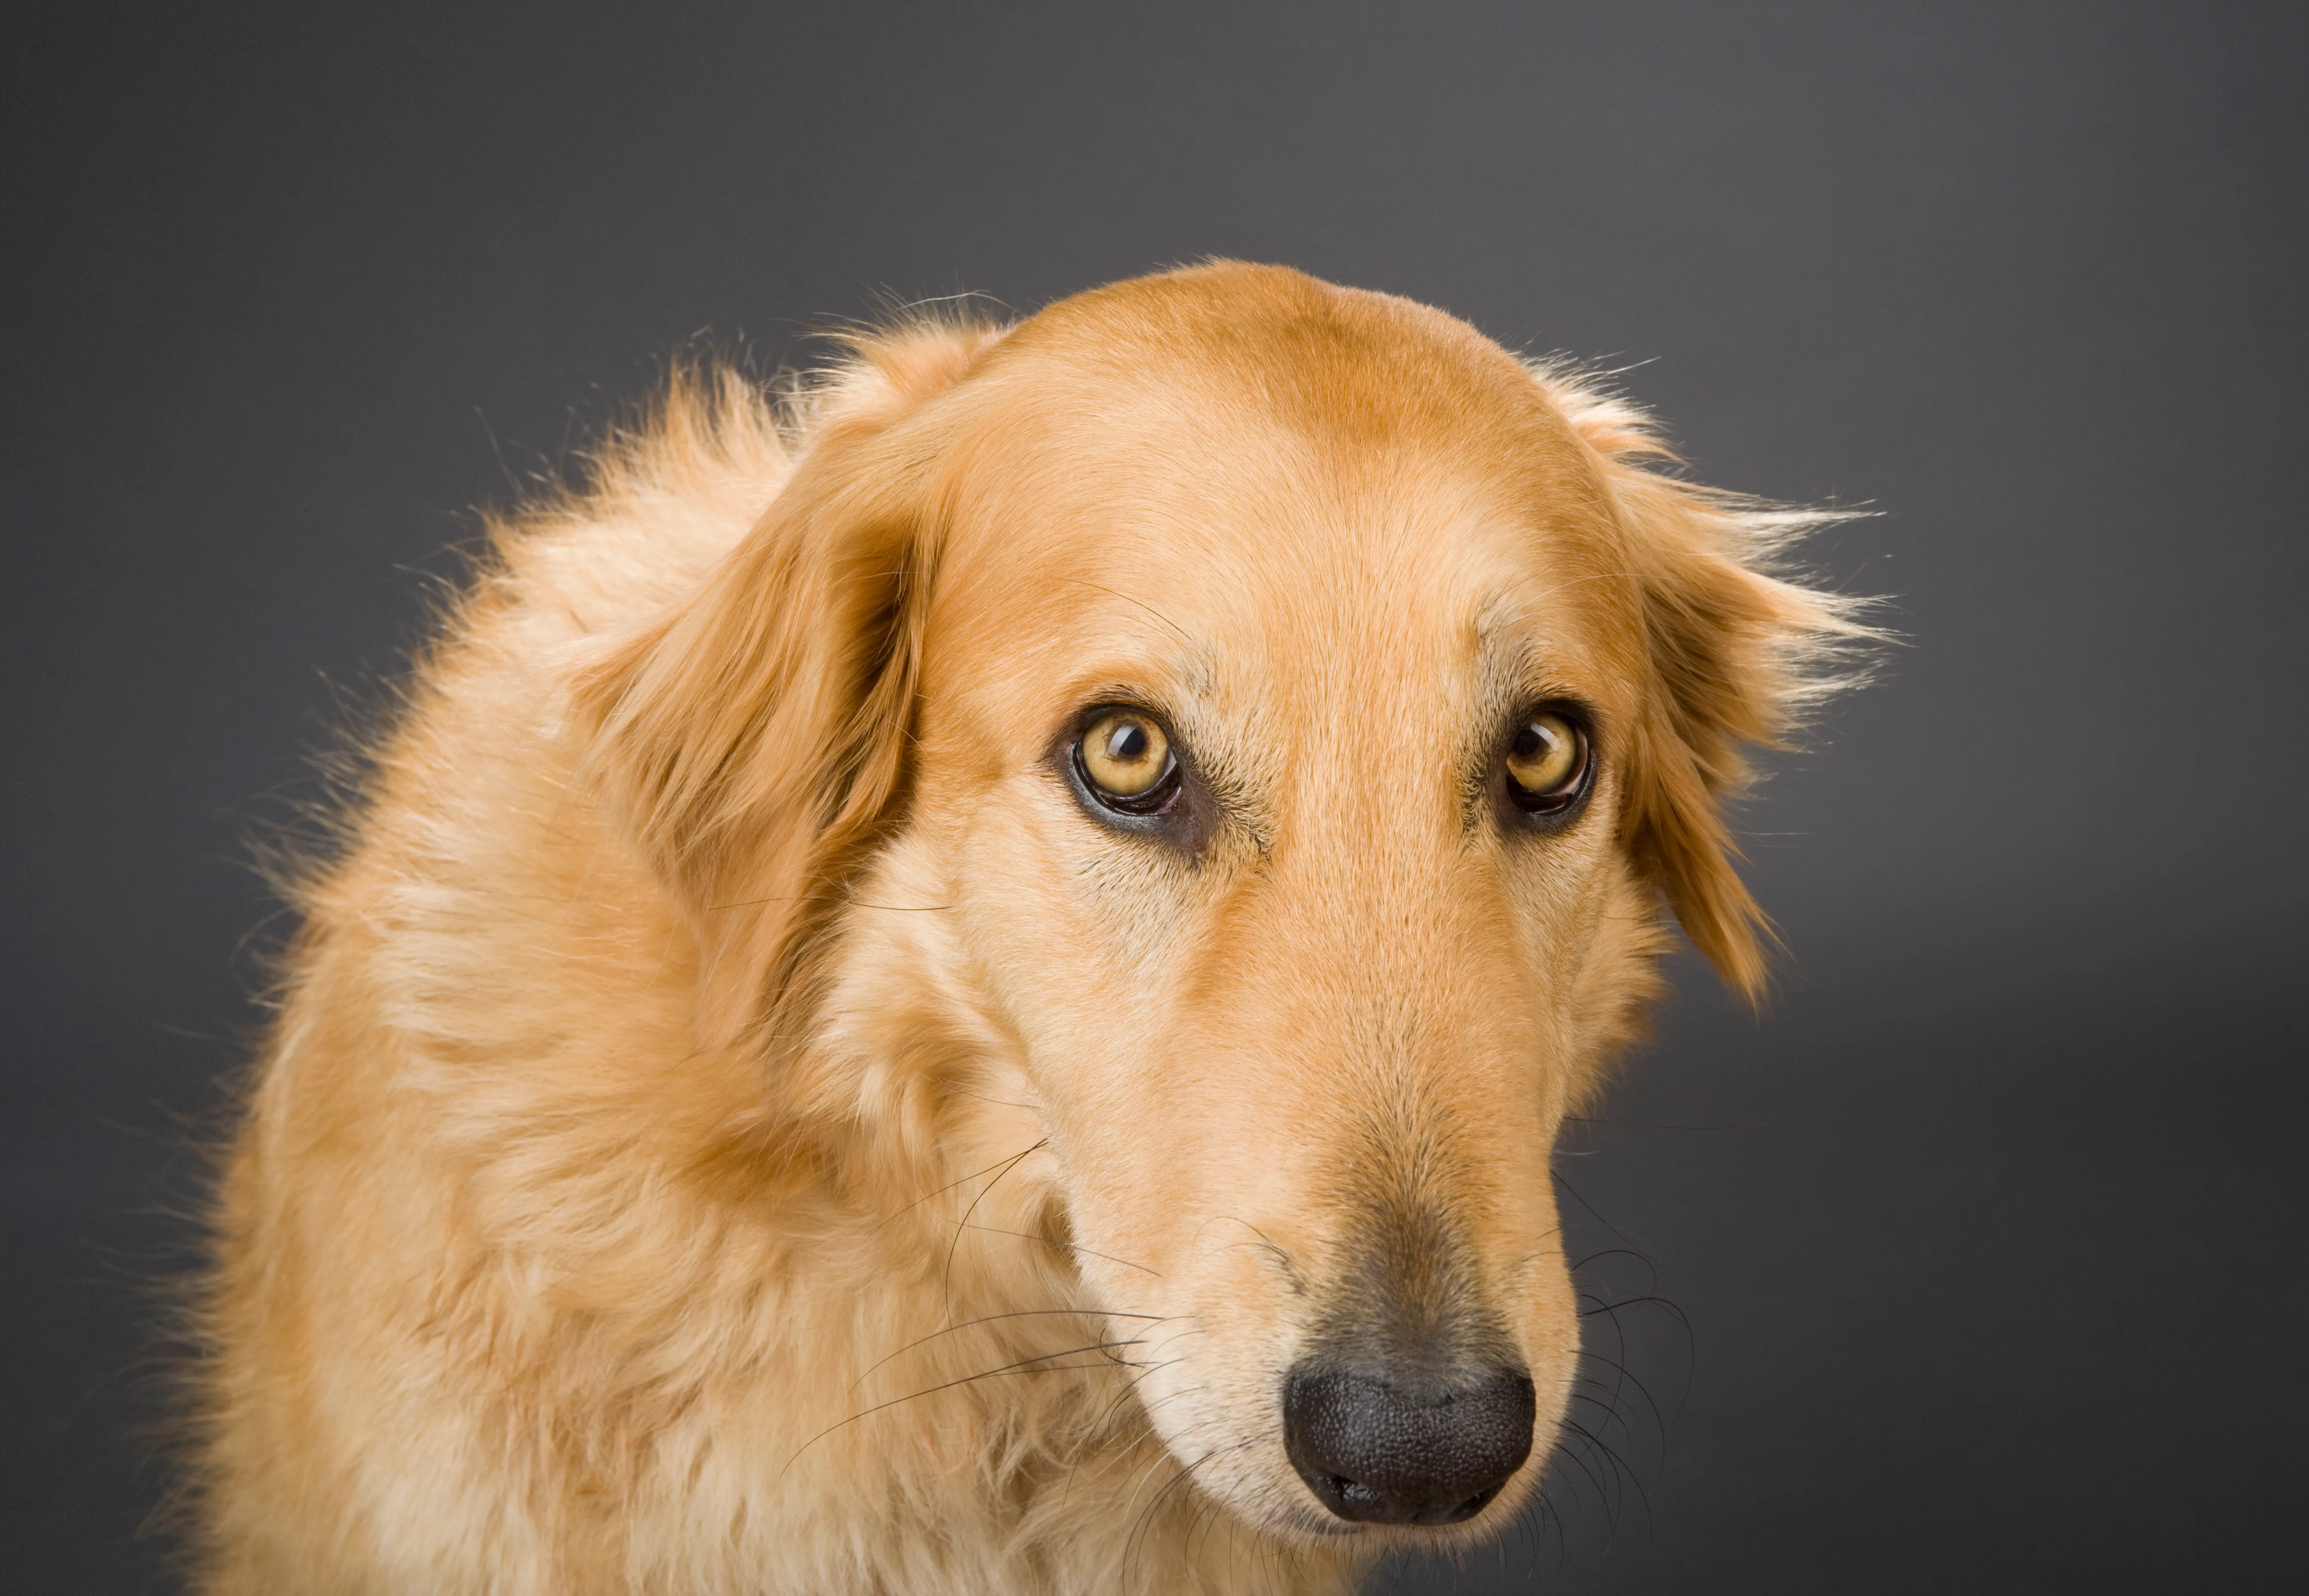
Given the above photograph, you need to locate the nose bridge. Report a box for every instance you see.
[1205,638,1550,1353]
[1240,808,1536,1376]
[1325,1148,1506,1376]
[1257,702,1488,1013]
[1253,736,1525,1096]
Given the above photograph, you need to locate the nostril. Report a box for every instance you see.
[1283,1362,1536,1527]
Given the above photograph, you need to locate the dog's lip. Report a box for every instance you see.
[1284,1510,1366,1540]
[1287,1510,1512,1546]
[1274,1504,1500,1544]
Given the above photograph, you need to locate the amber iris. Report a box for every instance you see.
[1079,711,1174,801]
[1505,712,1587,807]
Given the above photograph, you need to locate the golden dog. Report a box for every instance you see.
[198,263,1865,1593]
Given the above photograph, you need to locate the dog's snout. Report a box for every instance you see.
[1282,1362,1536,1526]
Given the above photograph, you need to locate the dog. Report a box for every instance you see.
[196,262,1866,1593]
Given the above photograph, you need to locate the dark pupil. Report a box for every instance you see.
[1513,723,1550,762]
[1109,722,1148,762]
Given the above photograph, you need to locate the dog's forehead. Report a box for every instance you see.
[982,263,1576,471]
[925,274,1639,734]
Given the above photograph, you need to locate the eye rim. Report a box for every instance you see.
[1068,703,1186,818]
[1497,702,1597,825]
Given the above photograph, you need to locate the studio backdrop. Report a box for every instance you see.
[3,4,2303,1591]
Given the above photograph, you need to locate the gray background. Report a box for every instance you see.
[4,2,2303,1590]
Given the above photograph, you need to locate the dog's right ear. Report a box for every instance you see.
[568,321,1004,1048]
[1535,363,1875,1002]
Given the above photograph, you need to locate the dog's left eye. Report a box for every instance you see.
[1501,708,1594,819]
[1075,709,1181,815]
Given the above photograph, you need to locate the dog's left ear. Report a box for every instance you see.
[569,322,1004,1048]
[1538,369,1872,1000]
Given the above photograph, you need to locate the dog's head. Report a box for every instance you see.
[576,264,1862,1546]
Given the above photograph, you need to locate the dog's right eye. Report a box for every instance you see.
[1496,704,1597,830]
[1075,709,1180,815]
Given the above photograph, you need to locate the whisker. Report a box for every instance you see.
[1570,1245,1662,1297]
[702,889,954,913]
[1105,1384,1215,1514]
[1558,1413,1654,1537]
[850,1307,1165,1390]
[1124,1436,1252,1579]
[1059,1367,1201,1507]
[936,1142,1050,1315]
[954,1221,1163,1276]
[1577,1290,1688,1323]
[782,1339,1149,1473]
[1076,1323,1205,1450]
[1543,1429,1614,1529]
[1575,1347,1672,1445]
[875,1137,1049,1232]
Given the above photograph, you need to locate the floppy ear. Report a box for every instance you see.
[1538,368,1873,1000]
[570,321,1004,1048]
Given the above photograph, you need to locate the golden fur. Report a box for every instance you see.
[197,263,1865,1593]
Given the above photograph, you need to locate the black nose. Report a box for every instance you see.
[1283,1362,1536,1526]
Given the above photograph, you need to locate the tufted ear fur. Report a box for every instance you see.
[570,319,1007,1048]
[1536,366,1875,1000]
